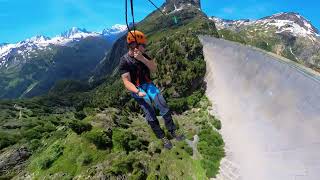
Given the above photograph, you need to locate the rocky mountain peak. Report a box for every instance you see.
[264,12,301,21]
[163,0,201,13]
[102,24,127,36]
[211,12,320,40]
[263,12,319,34]
[61,27,89,38]
[26,35,51,43]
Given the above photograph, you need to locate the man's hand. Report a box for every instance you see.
[133,49,157,73]
[133,49,145,62]
[137,91,146,97]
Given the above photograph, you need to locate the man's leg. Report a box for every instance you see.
[131,89,165,139]
[145,83,177,134]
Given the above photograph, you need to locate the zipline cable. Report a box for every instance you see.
[146,0,166,16]
[130,0,136,33]
[125,0,138,43]
[125,0,178,41]
[146,0,178,24]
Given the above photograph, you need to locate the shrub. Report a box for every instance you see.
[209,115,222,130]
[198,141,225,162]
[128,139,143,150]
[83,129,112,149]
[200,159,220,178]
[23,128,42,140]
[78,153,93,166]
[131,163,147,180]
[38,144,64,169]
[212,119,222,130]
[197,127,225,178]
[106,153,146,179]
[83,107,98,116]
[113,115,132,128]
[177,141,193,156]
[198,127,224,147]
[68,120,92,135]
[106,154,136,175]
[146,173,158,180]
[29,139,42,151]
[75,111,87,120]
[112,128,133,151]
[42,122,56,132]
[112,128,148,152]
[0,132,18,150]
[39,157,55,170]
[167,98,188,113]
[186,90,204,107]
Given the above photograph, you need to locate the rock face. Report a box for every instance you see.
[201,36,320,180]
[0,147,31,176]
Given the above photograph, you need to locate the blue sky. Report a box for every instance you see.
[0,0,318,43]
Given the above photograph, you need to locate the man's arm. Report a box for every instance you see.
[119,57,139,93]
[121,72,139,93]
[140,58,157,73]
[134,51,157,73]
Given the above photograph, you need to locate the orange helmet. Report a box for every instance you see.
[127,30,147,45]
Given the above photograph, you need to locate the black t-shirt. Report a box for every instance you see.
[119,53,152,86]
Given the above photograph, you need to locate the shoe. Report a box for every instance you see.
[161,137,173,150]
[170,131,185,141]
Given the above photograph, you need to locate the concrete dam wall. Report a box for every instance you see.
[200,36,320,180]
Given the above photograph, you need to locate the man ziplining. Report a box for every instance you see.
[119,30,185,149]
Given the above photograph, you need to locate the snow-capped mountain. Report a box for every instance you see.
[210,12,320,72]
[102,24,127,42]
[102,24,127,36]
[210,12,320,41]
[262,12,319,37]
[0,25,127,69]
[62,27,90,38]
[0,24,127,99]
[0,43,8,47]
